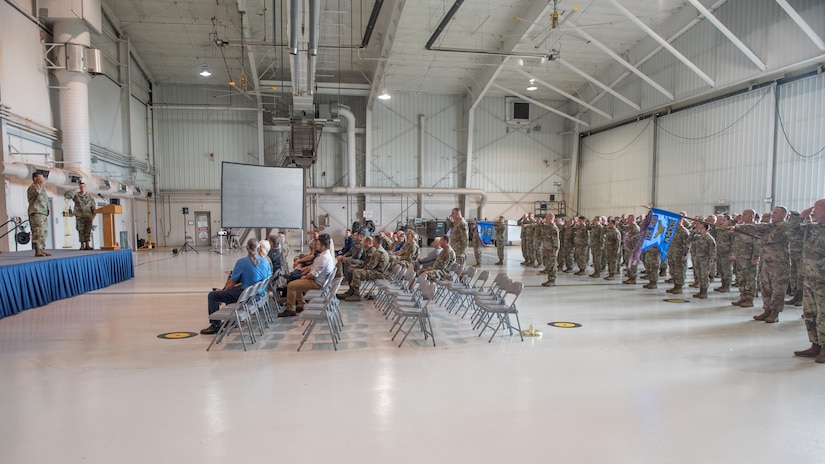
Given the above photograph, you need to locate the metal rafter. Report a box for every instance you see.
[557,58,641,111]
[775,0,825,52]
[685,0,766,70]
[491,83,590,127]
[607,0,715,88]
[505,62,613,120]
[568,20,675,101]
[368,0,406,110]
[237,0,262,108]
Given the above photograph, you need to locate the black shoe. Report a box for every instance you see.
[200,325,220,335]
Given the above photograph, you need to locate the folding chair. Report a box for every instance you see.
[206,285,258,351]
[448,269,489,315]
[297,277,343,352]
[475,280,524,343]
[390,280,437,347]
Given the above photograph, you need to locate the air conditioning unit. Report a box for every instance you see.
[505,96,531,125]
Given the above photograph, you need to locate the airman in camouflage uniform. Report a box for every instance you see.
[642,246,661,289]
[573,216,590,275]
[27,172,51,257]
[531,218,543,268]
[345,236,391,302]
[469,220,483,267]
[713,215,735,293]
[691,223,716,299]
[517,213,534,265]
[422,236,456,281]
[588,217,605,278]
[603,219,621,280]
[338,233,366,283]
[665,220,691,294]
[493,216,507,265]
[392,230,420,269]
[737,206,794,323]
[448,208,468,266]
[64,182,96,250]
[793,199,825,363]
[540,214,560,286]
[560,218,574,272]
[731,209,759,308]
[785,212,804,306]
[622,215,641,284]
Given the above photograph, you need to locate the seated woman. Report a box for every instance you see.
[200,238,271,335]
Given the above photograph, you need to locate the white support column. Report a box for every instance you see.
[53,20,92,175]
[686,0,766,70]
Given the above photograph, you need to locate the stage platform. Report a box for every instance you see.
[0,249,134,319]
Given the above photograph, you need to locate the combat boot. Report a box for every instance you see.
[589,272,600,278]
[689,282,699,288]
[794,293,803,306]
[344,289,362,302]
[495,261,503,265]
[604,274,615,281]
[337,288,355,300]
[793,344,821,358]
[714,279,731,293]
[739,299,753,308]
[731,298,744,306]
[574,270,585,276]
[670,285,683,295]
[642,282,657,289]
[622,278,636,284]
[693,287,708,299]
[815,350,825,364]
[664,278,674,284]
[753,309,770,321]
[541,279,556,287]
[764,310,779,323]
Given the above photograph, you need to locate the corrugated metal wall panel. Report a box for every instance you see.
[155,86,258,190]
[472,96,566,193]
[579,120,654,218]
[774,72,825,211]
[130,96,149,163]
[88,76,124,154]
[656,87,775,215]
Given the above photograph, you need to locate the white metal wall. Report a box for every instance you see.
[89,76,124,154]
[579,120,654,218]
[154,85,259,190]
[472,96,567,193]
[656,87,775,215]
[774,72,825,211]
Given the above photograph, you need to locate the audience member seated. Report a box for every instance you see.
[336,228,354,256]
[200,238,272,335]
[414,238,442,271]
[266,234,282,274]
[340,236,391,302]
[337,231,365,282]
[278,233,336,317]
[418,236,456,281]
[391,229,420,268]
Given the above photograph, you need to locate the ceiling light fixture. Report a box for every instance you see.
[199,65,212,77]
[378,89,391,100]
[526,79,537,91]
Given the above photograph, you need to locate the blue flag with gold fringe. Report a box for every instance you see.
[640,208,681,261]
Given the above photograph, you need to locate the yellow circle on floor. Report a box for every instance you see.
[157,332,198,339]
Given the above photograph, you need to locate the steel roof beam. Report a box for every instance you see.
[686,0,766,70]
[506,62,613,120]
[775,0,825,52]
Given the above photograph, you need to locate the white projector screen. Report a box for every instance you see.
[221,162,304,228]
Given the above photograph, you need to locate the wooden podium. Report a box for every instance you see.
[95,204,123,250]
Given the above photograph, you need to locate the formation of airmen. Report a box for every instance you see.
[511,202,825,364]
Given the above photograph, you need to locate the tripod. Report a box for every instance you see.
[179,208,198,254]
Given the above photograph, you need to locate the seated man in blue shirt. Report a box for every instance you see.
[200,238,271,335]
[336,228,354,256]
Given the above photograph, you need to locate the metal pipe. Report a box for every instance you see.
[335,103,357,188]
[425,0,465,50]
[308,0,319,56]
[306,186,488,220]
[289,0,299,55]
[360,0,384,48]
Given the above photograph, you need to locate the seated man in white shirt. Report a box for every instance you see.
[279,233,336,317]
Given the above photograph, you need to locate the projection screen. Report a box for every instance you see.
[221,162,304,229]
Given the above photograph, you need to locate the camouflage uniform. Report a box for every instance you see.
[561,222,574,272]
[642,247,661,288]
[64,189,96,247]
[786,215,804,304]
[424,244,456,281]
[573,222,590,274]
[350,246,390,292]
[393,239,420,269]
[739,221,793,321]
[380,235,394,251]
[714,227,735,292]
[666,225,691,289]
[800,223,825,348]
[588,222,605,277]
[691,232,716,295]
[603,226,621,279]
[623,223,641,282]
[517,216,534,265]
[340,243,367,282]
[540,221,560,286]
[27,181,50,255]
[732,229,759,306]
[493,220,507,264]
[469,221,483,266]
[449,218,469,266]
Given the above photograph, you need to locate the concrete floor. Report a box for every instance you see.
[0,247,822,464]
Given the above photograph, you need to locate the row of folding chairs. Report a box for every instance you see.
[368,265,437,347]
[431,266,525,343]
[206,274,276,351]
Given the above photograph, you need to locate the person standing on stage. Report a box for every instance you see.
[64,182,97,250]
[27,172,51,257]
